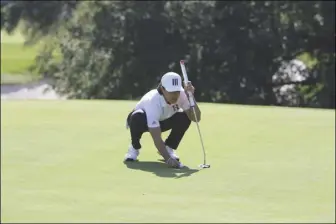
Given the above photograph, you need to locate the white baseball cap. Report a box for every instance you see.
[161,72,184,92]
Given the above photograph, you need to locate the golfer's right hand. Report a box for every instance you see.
[166,157,182,168]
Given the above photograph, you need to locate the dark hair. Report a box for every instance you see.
[157,83,164,95]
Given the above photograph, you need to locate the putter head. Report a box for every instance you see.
[199,164,210,168]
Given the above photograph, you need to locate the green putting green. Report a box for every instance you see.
[1,100,335,222]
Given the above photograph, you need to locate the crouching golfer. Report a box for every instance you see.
[124,72,201,168]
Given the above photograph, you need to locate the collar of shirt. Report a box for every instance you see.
[159,94,169,108]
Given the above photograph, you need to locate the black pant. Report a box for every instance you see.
[126,110,191,150]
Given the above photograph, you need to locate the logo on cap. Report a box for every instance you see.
[172,78,178,86]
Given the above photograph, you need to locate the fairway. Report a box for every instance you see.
[1,100,335,223]
[1,29,43,84]
[1,30,39,75]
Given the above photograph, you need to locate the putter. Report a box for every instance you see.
[180,60,210,169]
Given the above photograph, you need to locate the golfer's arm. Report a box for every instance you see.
[148,127,170,160]
[185,103,201,122]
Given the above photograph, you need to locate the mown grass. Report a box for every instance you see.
[1,42,40,75]
[1,101,334,223]
[1,30,43,84]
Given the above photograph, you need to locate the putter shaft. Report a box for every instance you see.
[191,106,207,165]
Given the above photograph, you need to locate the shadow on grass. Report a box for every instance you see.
[124,160,200,179]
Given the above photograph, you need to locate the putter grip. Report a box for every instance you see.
[180,60,195,107]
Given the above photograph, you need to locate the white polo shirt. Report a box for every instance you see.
[133,89,191,128]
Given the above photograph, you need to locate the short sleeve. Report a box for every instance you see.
[179,91,191,111]
[144,101,161,128]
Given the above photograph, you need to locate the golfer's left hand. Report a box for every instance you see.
[184,81,195,95]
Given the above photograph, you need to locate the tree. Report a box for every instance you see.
[31,1,334,108]
[1,1,79,44]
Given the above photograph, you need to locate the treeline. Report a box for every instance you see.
[1,1,335,108]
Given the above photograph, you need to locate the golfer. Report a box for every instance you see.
[124,72,201,168]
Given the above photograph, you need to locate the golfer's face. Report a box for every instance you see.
[166,91,180,104]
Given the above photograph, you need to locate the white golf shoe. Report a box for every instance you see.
[166,146,180,161]
[124,145,140,161]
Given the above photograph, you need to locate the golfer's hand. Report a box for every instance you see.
[184,81,195,95]
[166,157,182,168]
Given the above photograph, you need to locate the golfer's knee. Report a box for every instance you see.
[177,112,191,129]
[130,112,147,129]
